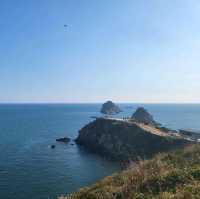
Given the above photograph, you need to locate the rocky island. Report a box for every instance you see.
[76,108,192,160]
[100,101,121,115]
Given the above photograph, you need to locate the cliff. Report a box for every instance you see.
[75,118,191,160]
[100,101,121,115]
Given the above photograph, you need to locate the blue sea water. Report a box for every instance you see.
[0,103,200,199]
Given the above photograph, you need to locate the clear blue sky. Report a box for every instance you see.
[0,0,200,103]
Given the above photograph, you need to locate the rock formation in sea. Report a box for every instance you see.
[131,107,158,125]
[75,118,192,160]
[56,137,70,143]
[100,101,121,115]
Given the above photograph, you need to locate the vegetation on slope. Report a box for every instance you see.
[59,144,200,199]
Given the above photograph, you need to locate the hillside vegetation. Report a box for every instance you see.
[59,144,200,199]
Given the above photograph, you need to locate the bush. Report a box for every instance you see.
[59,144,200,199]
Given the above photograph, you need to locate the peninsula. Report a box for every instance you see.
[76,107,192,160]
[60,107,196,199]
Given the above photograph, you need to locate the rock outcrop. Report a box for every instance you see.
[75,118,191,160]
[100,101,121,115]
[179,129,200,141]
[56,137,70,143]
[131,107,158,125]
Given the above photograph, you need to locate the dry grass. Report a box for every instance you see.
[58,144,200,199]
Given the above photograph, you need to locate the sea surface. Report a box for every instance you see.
[1,103,200,199]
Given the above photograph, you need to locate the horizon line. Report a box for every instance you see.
[0,102,200,105]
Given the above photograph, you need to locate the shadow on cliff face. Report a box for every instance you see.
[75,118,192,161]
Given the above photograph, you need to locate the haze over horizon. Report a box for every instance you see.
[1,0,200,103]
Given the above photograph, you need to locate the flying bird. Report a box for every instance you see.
[64,24,68,28]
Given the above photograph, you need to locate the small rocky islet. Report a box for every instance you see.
[50,137,71,149]
[100,100,121,115]
[56,137,71,143]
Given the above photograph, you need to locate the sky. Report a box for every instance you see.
[0,0,200,103]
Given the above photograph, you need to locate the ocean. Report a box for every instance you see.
[0,103,200,199]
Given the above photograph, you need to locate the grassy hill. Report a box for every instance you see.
[59,144,200,199]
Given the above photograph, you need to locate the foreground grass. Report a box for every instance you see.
[59,144,200,199]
